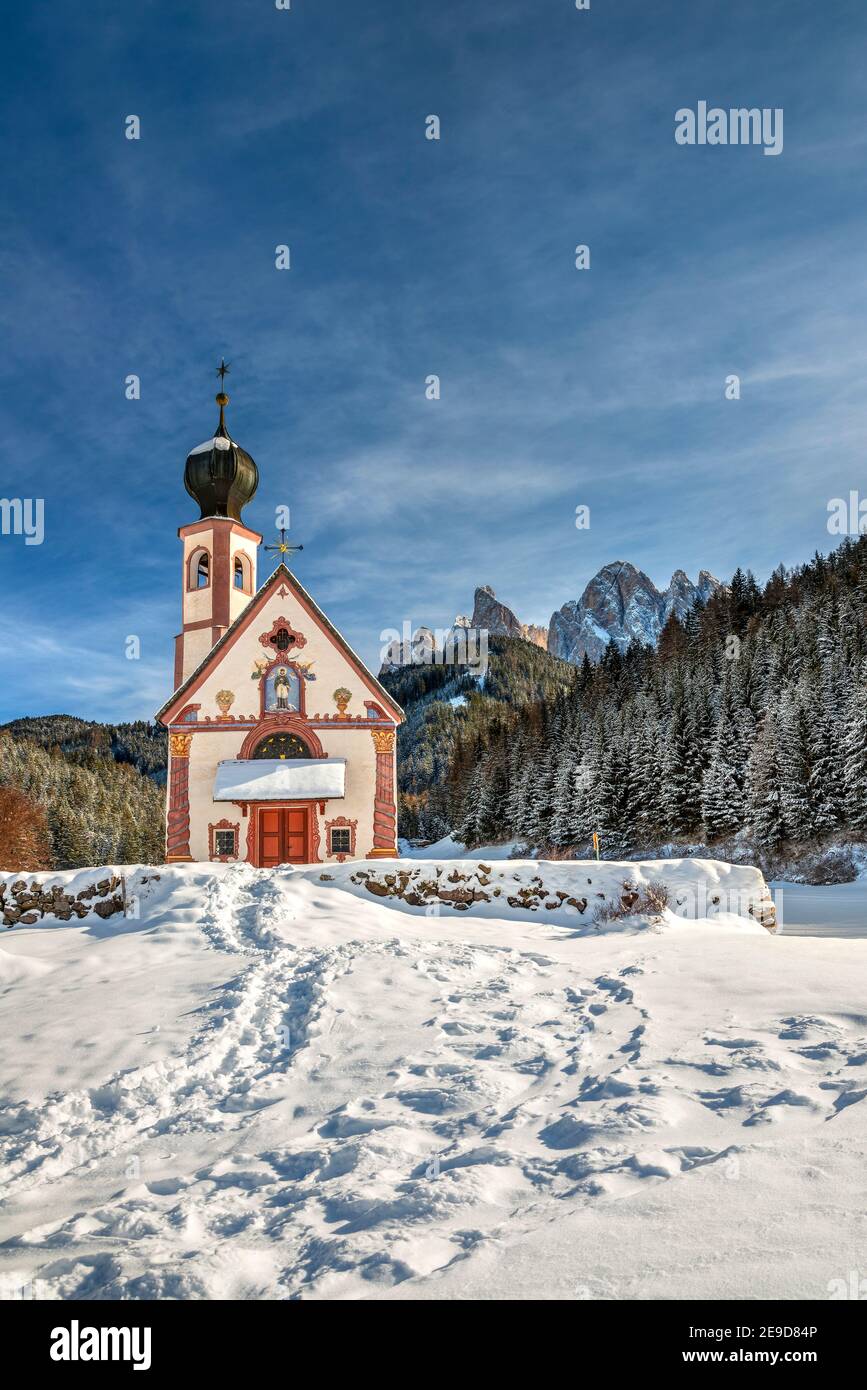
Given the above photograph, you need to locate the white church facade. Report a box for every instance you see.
[155,380,403,867]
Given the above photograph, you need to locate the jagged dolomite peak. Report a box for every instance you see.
[548,561,721,664]
[471,586,547,649]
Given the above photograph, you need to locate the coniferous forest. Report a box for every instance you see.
[1,538,866,876]
[384,535,867,878]
[0,718,166,870]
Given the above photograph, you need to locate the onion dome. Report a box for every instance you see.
[184,387,259,521]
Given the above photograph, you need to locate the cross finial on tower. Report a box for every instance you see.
[214,359,231,433]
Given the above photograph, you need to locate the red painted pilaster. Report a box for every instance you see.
[367,728,398,857]
[166,732,193,861]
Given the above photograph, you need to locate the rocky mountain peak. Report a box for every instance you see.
[471,587,547,649]
[548,562,722,665]
[379,626,438,673]
[380,564,723,677]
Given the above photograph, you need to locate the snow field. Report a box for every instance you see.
[0,859,864,1301]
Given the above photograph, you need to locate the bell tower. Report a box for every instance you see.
[173,364,262,689]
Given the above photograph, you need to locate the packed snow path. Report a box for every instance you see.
[1,863,866,1300]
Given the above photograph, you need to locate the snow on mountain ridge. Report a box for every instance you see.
[380,566,721,673]
[548,560,722,664]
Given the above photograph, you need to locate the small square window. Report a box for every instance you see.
[215,829,236,858]
[330,827,351,856]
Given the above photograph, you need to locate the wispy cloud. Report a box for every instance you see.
[3,0,867,716]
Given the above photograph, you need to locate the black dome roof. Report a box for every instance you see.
[184,393,259,522]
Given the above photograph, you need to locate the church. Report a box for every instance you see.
[155,377,404,867]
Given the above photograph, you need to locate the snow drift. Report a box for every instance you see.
[8,858,860,1305]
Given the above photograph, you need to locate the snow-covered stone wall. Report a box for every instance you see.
[340,857,777,931]
[1,870,125,926]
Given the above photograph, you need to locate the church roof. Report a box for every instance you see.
[155,562,405,726]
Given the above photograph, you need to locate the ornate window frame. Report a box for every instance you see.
[239,716,326,760]
[326,815,358,862]
[209,819,240,862]
[258,617,307,656]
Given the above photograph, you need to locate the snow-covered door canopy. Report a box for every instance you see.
[213,758,347,802]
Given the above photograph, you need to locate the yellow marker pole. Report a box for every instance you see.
[592,831,600,861]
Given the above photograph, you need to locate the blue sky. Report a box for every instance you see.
[2,0,867,722]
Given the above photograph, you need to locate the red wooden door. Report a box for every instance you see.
[258,807,309,866]
[259,808,283,867]
[284,808,307,862]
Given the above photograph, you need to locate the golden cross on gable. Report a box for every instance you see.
[264,526,304,571]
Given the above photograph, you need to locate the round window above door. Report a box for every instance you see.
[252,732,311,760]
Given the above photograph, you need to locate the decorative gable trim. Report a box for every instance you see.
[155,564,404,726]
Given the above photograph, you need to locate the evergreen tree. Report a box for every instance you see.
[777,690,813,840]
[843,665,867,831]
[660,685,701,836]
[805,668,844,833]
[456,763,484,847]
[750,710,785,851]
[702,707,744,838]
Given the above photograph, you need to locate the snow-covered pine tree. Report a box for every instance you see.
[805,665,844,834]
[660,679,702,837]
[777,686,813,841]
[749,708,785,851]
[523,737,559,849]
[842,662,867,831]
[456,762,484,847]
[701,705,744,838]
[550,727,584,847]
[475,746,510,844]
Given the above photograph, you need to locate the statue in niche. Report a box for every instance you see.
[265,665,301,713]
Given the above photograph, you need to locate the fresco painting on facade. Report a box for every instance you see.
[265,665,301,713]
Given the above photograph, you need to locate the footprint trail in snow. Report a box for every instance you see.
[1,869,865,1300]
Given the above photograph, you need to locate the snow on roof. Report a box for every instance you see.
[213,758,346,802]
[189,436,233,455]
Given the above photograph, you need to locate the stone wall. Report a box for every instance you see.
[1,874,125,927]
[343,861,777,930]
[348,864,590,913]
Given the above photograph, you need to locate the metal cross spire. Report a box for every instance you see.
[264,527,304,570]
[214,360,232,433]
